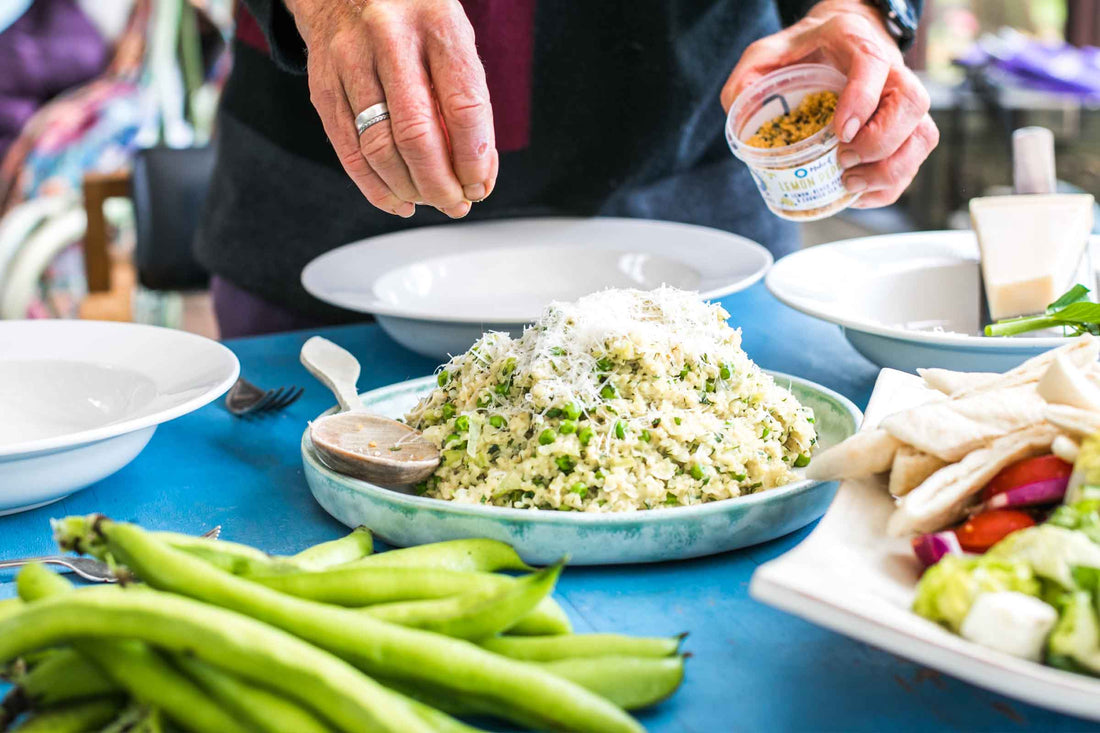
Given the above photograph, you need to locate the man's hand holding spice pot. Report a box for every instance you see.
[722,0,939,209]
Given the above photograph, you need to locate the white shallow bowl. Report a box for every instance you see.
[751,368,1100,722]
[302,373,861,565]
[301,217,773,359]
[0,320,239,514]
[767,230,1099,373]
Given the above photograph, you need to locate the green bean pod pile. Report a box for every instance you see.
[0,516,687,732]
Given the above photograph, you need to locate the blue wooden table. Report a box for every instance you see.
[2,282,1095,731]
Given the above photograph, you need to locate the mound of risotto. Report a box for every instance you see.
[406,287,817,512]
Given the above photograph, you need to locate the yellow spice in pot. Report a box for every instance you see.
[746,91,838,148]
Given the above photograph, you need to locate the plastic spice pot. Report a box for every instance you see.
[726,64,859,221]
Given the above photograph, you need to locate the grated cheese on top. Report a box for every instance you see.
[406,287,817,512]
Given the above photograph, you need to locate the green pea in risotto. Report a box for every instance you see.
[406,287,817,512]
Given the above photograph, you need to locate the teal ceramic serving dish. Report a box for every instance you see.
[302,373,861,565]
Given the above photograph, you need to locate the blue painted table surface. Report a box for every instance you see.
[2,282,1096,731]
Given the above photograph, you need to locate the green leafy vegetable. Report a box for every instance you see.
[1047,591,1100,676]
[986,284,1097,337]
[1048,500,1100,546]
[987,525,1100,590]
[912,554,1041,632]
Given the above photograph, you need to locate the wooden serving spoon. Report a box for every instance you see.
[300,336,440,488]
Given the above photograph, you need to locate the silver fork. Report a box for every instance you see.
[225,377,304,417]
[0,526,221,583]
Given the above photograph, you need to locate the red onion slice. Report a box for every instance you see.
[979,476,1069,513]
[912,530,964,569]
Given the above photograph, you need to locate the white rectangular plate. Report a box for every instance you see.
[751,368,1100,721]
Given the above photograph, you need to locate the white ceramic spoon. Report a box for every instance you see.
[300,336,439,488]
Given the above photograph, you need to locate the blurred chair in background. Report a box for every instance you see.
[0,0,229,334]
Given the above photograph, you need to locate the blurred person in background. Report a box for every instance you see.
[0,1,108,163]
[197,0,938,338]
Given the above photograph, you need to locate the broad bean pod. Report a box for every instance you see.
[481,633,684,661]
[7,698,123,733]
[4,646,116,712]
[291,526,374,568]
[249,565,571,633]
[365,563,561,639]
[17,564,251,733]
[173,655,332,733]
[540,655,685,710]
[70,517,641,733]
[4,574,439,733]
[349,538,530,572]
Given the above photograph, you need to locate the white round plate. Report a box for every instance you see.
[766,230,1100,373]
[0,320,239,514]
[301,217,772,359]
[302,373,861,565]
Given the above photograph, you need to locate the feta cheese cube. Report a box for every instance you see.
[959,591,1058,661]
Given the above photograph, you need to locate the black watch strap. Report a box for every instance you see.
[868,0,918,52]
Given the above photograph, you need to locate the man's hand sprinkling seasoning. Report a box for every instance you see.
[284,0,497,219]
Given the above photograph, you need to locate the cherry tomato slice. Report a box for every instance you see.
[982,455,1072,502]
[955,509,1036,553]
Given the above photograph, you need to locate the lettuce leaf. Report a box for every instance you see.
[913,554,1041,633]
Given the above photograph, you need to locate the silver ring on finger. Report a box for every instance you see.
[355,102,390,136]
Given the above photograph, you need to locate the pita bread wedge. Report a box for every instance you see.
[881,385,1047,462]
[953,335,1099,398]
[917,368,998,396]
[804,428,901,481]
[1038,353,1100,411]
[1053,434,1081,464]
[1045,404,1100,437]
[887,423,1059,536]
[1088,362,1100,387]
[888,446,948,497]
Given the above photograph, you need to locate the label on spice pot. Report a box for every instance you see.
[745,147,847,213]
